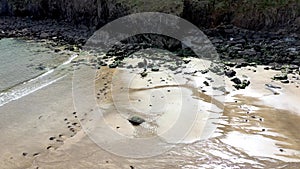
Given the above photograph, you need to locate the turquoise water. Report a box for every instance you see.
[0,38,76,106]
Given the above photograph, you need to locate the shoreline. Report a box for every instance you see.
[0,38,79,107]
[1,16,300,65]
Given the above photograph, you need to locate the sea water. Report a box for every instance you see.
[0,38,77,107]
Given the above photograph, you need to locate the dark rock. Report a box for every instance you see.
[281,80,289,84]
[265,84,281,89]
[233,83,246,90]
[231,77,242,84]
[225,69,236,78]
[151,66,159,72]
[40,32,49,39]
[138,62,145,68]
[183,60,191,64]
[249,62,257,67]
[126,65,133,69]
[209,66,224,75]
[109,62,118,68]
[224,61,236,67]
[36,65,46,70]
[233,79,250,90]
[99,61,108,66]
[238,48,256,56]
[289,64,299,70]
[169,66,178,71]
[271,65,283,71]
[128,116,145,126]
[200,69,209,74]
[203,81,210,86]
[140,72,148,77]
[243,79,251,86]
[273,74,288,80]
[114,56,125,61]
[235,62,249,68]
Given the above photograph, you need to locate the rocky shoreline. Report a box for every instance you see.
[0,16,93,48]
[1,16,300,91]
[2,16,300,64]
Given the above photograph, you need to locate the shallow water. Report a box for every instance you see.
[0,38,76,107]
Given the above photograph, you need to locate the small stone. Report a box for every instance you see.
[200,69,209,74]
[249,62,257,67]
[281,80,289,84]
[225,69,236,78]
[109,62,118,68]
[242,80,251,86]
[231,77,242,84]
[233,84,245,90]
[128,116,145,126]
[100,62,108,66]
[137,62,145,68]
[183,60,191,64]
[40,32,49,39]
[235,62,248,68]
[203,81,210,86]
[224,62,236,67]
[265,84,281,89]
[33,153,39,157]
[141,72,148,77]
[151,67,159,72]
[273,74,288,80]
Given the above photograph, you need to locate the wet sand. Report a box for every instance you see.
[0,56,299,168]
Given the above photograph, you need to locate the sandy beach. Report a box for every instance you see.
[0,51,299,169]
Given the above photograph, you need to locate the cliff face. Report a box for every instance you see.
[0,0,129,28]
[181,0,300,31]
[0,0,300,31]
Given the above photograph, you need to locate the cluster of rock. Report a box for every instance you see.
[205,25,300,65]
[0,16,93,47]
[1,16,299,91]
[1,16,300,66]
